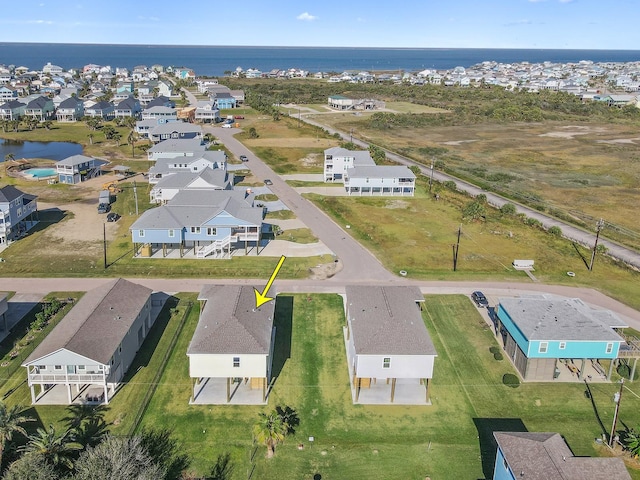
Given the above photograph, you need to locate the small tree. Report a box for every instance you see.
[248,127,258,139]
[253,412,286,458]
[621,427,640,457]
[0,401,34,469]
[209,452,234,480]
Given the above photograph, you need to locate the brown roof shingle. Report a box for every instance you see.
[187,285,275,355]
[494,432,632,480]
[24,279,152,365]
[346,286,436,356]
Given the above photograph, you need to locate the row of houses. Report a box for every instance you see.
[17,279,634,478]
[129,138,262,259]
[323,147,416,196]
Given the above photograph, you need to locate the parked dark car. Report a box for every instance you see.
[240,155,249,162]
[264,179,273,186]
[106,212,120,222]
[471,291,489,308]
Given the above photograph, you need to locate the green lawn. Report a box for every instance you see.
[136,293,640,479]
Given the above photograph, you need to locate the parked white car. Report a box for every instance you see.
[222,123,232,128]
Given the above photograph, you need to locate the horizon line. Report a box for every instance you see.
[1,41,640,52]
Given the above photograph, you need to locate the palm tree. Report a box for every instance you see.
[87,133,93,145]
[0,402,34,468]
[252,411,286,458]
[4,153,15,163]
[127,130,137,158]
[22,424,83,471]
[112,131,122,147]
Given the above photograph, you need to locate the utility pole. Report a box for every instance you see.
[133,180,139,216]
[429,161,434,194]
[350,128,353,144]
[589,218,605,271]
[609,378,624,447]
[453,224,461,271]
[103,223,107,269]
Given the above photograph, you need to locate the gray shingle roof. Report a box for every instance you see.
[187,285,275,355]
[148,138,204,154]
[24,279,152,365]
[348,165,416,179]
[325,147,375,166]
[499,296,625,342]
[0,185,26,203]
[130,205,184,230]
[346,286,436,356]
[150,122,202,136]
[494,432,631,480]
[57,154,99,167]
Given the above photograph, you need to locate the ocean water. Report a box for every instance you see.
[1,43,640,77]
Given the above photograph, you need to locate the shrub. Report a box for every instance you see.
[617,362,640,381]
[489,346,500,354]
[443,180,457,191]
[548,226,562,237]
[525,217,542,228]
[502,373,520,388]
[475,193,487,204]
[500,203,517,215]
[493,352,503,361]
[462,200,486,221]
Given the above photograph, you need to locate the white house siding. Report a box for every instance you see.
[354,354,434,379]
[188,353,268,379]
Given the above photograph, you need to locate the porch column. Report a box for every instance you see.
[180,241,184,258]
[355,378,361,402]
[103,382,109,404]
[226,377,231,403]
[163,243,167,257]
[579,359,585,380]
[30,384,35,404]
[631,358,638,382]
[607,359,615,381]
[67,384,72,404]
[425,378,431,403]
[263,377,267,402]
[390,378,396,403]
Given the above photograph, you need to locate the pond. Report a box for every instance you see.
[0,138,83,162]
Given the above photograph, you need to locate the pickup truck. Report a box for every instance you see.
[97,203,110,214]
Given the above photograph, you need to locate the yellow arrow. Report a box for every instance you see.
[254,255,286,308]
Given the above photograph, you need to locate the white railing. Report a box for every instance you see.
[28,372,106,383]
[196,236,231,258]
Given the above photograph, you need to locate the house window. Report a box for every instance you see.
[606,343,613,354]
[37,365,46,370]
[78,365,85,370]
[233,357,240,367]
[559,342,566,350]
[139,230,145,237]
[383,357,391,368]
[207,227,216,236]
[168,229,175,238]
[191,227,201,234]
[539,342,548,354]
[54,365,62,370]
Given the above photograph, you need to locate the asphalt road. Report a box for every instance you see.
[212,126,394,283]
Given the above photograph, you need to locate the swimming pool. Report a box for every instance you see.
[23,167,57,178]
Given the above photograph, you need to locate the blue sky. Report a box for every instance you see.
[1,0,639,49]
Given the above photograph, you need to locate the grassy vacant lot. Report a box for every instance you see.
[310,113,640,249]
[306,177,640,311]
[135,294,640,479]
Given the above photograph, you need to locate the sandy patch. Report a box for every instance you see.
[385,200,411,209]
[300,152,322,167]
[245,138,335,148]
[441,140,478,146]
[596,138,640,145]
[539,125,607,139]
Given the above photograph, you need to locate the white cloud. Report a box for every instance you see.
[505,19,533,26]
[296,12,317,21]
[29,19,54,25]
[356,17,366,23]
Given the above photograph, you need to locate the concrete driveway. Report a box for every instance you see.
[0,293,45,342]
